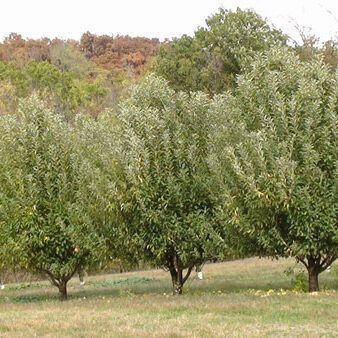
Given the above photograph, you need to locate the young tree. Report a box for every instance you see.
[213,47,337,292]
[118,75,223,295]
[0,97,107,300]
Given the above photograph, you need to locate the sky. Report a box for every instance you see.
[1,0,337,44]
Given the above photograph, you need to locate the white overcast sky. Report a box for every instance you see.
[1,0,337,44]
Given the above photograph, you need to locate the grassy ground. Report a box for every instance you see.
[0,258,337,337]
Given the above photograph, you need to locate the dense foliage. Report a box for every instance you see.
[0,98,110,300]
[118,75,224,294]
[0,8,337,299]
[154,8,287,94]
[212,47,337,291]
[0,61,107,116]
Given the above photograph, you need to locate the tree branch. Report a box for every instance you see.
[182,265,194,284]
[320,255,337,270]
[43,270,59,287]
[296,256,308,269]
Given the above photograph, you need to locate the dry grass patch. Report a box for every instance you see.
[0,258,337,337]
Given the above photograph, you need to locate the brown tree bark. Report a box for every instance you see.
[297,255,336,293]
[308,268,319,292]
[170,268,182,295]
[58,280,68,301]
[44,269,74,301]
[168,255,194,295]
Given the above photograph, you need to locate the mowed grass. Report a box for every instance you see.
[0,258,337,337]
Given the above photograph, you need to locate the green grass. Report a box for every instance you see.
[0,258,337,337]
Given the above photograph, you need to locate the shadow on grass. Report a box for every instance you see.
[1,277,163,304]
[2,268,337,304]
[0,281,285,304]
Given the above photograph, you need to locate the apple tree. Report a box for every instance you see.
[0,97,108,300]
[118,75,224,295]
[213,47,337,292]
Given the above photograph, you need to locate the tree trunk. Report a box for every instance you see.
[168,263,194,295]
[308,267,319,292]
[170,268,183,295]
[297,255,337,293]
[173,280,183,295]
[58,280,68,301]
[167,253,195,296]
[44,270,75,301]
[298,256,321,292]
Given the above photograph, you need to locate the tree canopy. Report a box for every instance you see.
[154,8,287,94]
[0,98,109,300]
[118,75,224,294]
[212,47,338,292]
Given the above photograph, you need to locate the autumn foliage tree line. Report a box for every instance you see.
[0,9,337,300]
[0,31,160,117]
